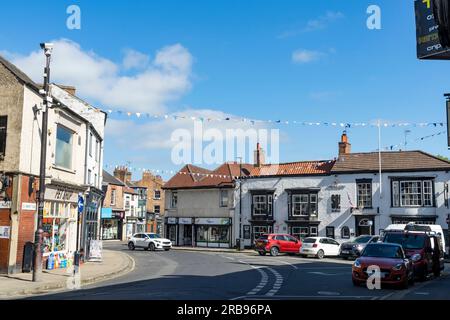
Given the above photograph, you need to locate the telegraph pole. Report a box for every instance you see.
[33,43,53,282]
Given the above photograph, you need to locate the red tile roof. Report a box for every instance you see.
[249,161,335,176]
[163,163,254,189]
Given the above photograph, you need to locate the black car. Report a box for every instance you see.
[339,235,380,259]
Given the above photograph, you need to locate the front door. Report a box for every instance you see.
[355,216,375,236]
[184,225,192,246]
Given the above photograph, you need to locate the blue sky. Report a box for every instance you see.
[1,0,450,180]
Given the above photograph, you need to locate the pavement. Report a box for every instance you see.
[0,249,135,299]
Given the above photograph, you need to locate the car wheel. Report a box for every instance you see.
[164,248,170,251]
[417,267,427,282]
[258,251,266,256]
[342,256,348,260]
[300,254,307,258]
[400,278,409,290]
[144,247,149,251]
[408,272,415,286]
[128,242,135,251]
[270,247,279,257]
[149,243,156,251]
[352,279,360,287]
[433,268,441,278]
[316,250,325,259]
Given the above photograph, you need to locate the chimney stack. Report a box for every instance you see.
[254,143,266,167]
[338,131,351,156]
[114,166,132,183]
[58,85,76,96]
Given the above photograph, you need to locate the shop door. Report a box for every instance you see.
[184,225,192,246]
[168,225,177,243]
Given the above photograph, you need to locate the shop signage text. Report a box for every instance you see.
[22,202,37,211]
[194,218,230,225]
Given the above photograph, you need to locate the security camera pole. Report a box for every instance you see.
[33,43,53,282]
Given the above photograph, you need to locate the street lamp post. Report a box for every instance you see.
[236,157,243,251]
[32,43,53,282]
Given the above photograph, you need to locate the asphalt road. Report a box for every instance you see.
[27,242,450,300]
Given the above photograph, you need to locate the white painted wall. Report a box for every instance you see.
[238,170,450,246]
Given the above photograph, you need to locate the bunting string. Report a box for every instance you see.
[80,108,445,128]
[377,130,446,151]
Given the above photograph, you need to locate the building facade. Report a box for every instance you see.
[135,171,165,235]
[163,163,253,248]
[0,56,107,273]
[101,170,125,241]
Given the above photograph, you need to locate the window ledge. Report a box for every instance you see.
[52,165,76,174]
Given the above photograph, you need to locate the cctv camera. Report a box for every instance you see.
[40,43,54,56]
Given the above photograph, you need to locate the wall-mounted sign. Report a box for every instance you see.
[243,225,251,239]
[22,202,37,211]
[0,201,11,209]
[194,218,230,225]
[0,226,10,239]
[167,217,177,224]
[178,218,193,225]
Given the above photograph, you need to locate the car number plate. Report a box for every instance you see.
[341,250,350,254]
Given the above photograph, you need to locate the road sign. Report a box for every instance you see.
[415,0,450,60]
[77,195,84,214]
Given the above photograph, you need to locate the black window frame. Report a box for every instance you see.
[390,177,436,208]
[331,194,341,213]
[0,116,7,158]
[288,190,319,219]
[251,191,274,217]
[341,226,350,239]
[356,179,373,209]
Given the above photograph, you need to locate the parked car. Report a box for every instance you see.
[382,229,444,281]
[254,234,302,256]
[339,235,380,259]
[300,237,341,259]
[128,233,173,251]
[352,243,415,289]
[383,223,446,250]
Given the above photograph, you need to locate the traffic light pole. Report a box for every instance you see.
[32,44,53,282]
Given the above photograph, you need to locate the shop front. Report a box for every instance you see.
[136,218,146,233]
[43,184,86,270]
[178,217,194,246]
[194,218,232,248]
[248,220,275,244]
[166,217,178,243]
[101,208,124,240]
[81,188,103,259]
[286,221,320,240]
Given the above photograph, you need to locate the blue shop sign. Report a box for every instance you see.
[101,208,113,219]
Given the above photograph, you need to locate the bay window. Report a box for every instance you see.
[289,191,318,217]
[252,193,273,216]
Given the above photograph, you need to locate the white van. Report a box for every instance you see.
[383,223,446,251]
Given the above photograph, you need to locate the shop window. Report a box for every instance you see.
[196,226,208,242]
[253,225,272,240]
[55,125,73,169]
[291,227,309,240]
[341,226,350,239]
[0,116,7,157]
[356,179,372,208]
[220,190,229,207]
[331,194,341,213]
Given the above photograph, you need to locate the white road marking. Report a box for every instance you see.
[265,268,284,297]
[237,260,269,296]
[318,291,341,296]
[308,271,339,276]
[414,292,430,295]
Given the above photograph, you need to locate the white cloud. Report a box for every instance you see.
[122,49,150,70]
[6,39,193,114]
[292,49,324,64]
[278,11,344,38]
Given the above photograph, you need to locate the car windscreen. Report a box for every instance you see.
[362,245,402,258]
[303,238,316,244]
[384,233,425,250]
[354,236,372,244]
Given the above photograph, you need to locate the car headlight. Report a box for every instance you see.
[353,259,362,268]
[356,245,364,251]
[392,263,404,271]
[411,254,422,262]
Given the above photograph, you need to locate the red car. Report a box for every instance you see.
[352,243,415,289]
[382,231,444,281]
[254,234,302,256]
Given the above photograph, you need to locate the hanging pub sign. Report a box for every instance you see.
[415,0,450,60]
